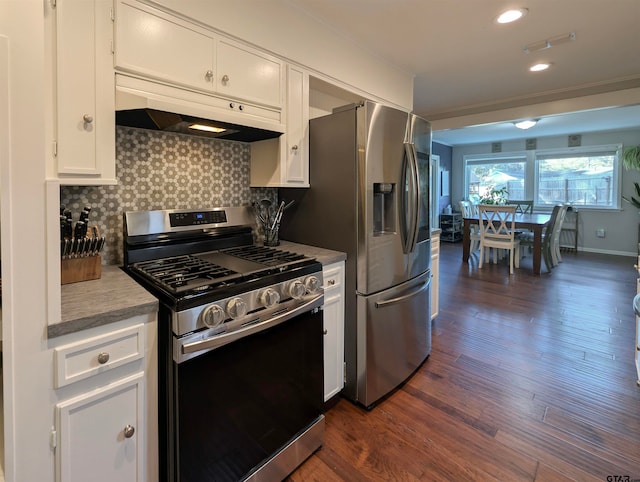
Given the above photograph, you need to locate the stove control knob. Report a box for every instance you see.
[201,304,225,328]
[226,298,248,319]
[288,280,306,300]
[304,276,321,293]
[260,288,281,308]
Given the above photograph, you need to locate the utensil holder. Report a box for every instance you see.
[264,224,280,246]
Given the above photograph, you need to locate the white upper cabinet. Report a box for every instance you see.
[250,64,309,187]
[115,0,283,109]
[54,0,116,184]
[115,0,215,91]
[216,39,283,108]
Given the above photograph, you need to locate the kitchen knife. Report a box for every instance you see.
[95,237,105,255]
[80,238,88,257]
[79,206,91,223]
[74,221,86,240]
[68,239,75,259]
[86,237,95,256]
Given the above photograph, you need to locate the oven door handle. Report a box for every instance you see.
[181,294,324,357]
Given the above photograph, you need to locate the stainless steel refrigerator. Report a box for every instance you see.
[279,101,432,408]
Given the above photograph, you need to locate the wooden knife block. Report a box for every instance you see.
[61,255,102,285]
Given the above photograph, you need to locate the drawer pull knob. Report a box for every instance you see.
[97,352,110,364]
[221,74,229,84]
[323,329,328,335]
[123,424,135,438]
[82,114,93,124]
[205,70,214,81]
[328,279,336,286]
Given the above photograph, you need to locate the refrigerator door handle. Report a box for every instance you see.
[403,142,420,254]
[374,276,431,309]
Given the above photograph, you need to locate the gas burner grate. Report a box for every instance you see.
[221,246,307,266]
[132,255,241,292]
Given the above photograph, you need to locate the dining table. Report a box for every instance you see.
[462,212,552,274]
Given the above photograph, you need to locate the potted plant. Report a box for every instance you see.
[622,145,640,209]
[622,145,640,171]
[479,186,509,205]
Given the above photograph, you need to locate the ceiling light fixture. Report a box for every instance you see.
[514,119,538,130]
[529,62,551,72]
[523,32,576,54]
[496,8,528,24]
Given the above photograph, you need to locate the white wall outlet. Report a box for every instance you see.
[596,228,606,238]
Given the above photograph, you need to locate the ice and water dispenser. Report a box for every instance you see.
[373,182,396,235]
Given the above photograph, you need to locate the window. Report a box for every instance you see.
[535,147,620,208]
[464,145,622,210]
[465,154,527,203]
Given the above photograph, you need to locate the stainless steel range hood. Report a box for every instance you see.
[115,75,284,142]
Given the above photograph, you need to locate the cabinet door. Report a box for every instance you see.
[322,262,345,401]
[115,0,215,91]
[284,65,309,185]
[216,38,283,108]
[56,373,144,482]
[56,0,115,180]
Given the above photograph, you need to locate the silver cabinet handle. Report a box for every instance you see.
[221,74,229,84]
[205,70,214,81]
[123,425,135,438]
[97,352,110,364]
[82,114,93,124]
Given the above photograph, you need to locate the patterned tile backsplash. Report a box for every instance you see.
[60,126,276,265]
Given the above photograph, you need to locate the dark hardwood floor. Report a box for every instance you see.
[288,242,640,481]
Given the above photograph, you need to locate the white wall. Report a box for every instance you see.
[451,127,640,256]
[0,2,55,481]
[151,0,414,110]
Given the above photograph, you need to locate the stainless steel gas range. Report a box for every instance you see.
[123,207,325,482]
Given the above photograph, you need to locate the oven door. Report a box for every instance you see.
[161,296,324,482]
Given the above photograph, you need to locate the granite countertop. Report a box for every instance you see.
[52,242,345,338]
[278,240,347,266]
[50,265,158,338]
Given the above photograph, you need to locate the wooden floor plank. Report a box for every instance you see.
[287,243,640,481]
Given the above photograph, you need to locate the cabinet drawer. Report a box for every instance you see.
[54,324,145,388]
[323,264,343,290]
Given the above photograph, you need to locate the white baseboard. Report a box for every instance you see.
[577,247,636,257]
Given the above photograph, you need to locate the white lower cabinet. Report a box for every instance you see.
[56,373,143,482]
[52,315,157,482]
[322,261,345,401]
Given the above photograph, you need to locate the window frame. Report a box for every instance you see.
[463,144,623,211]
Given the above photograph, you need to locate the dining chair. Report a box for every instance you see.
[550,204,569,266]
[518,204,563,272]
[506,200,534,214]
[458,200,481,252]
[478,204,520,274]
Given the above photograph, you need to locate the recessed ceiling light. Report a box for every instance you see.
[514,119,538,130]
[530,62,551,72]
[496,8,528,24]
